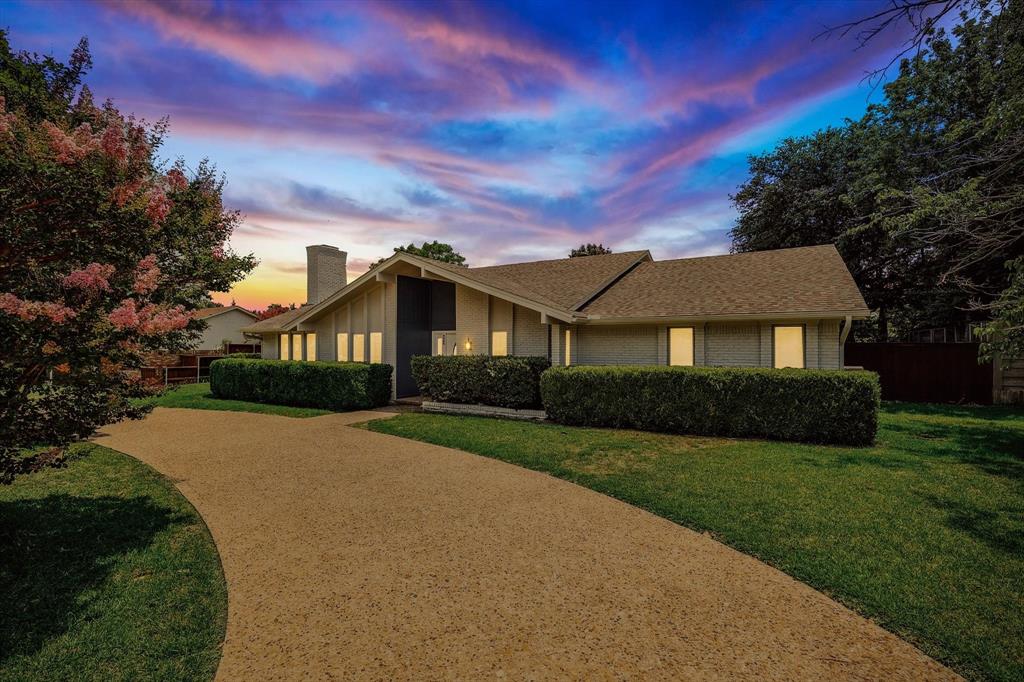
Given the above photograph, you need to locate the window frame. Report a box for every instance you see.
[352,333,365,363]
[279,333,290,360]
[772,324,806,369]
[336,332,349,362]
[491,330,508,357]
[564,328,572,366]
[369,332,383,364]
[668,326,695,367]
[305,333,317,362]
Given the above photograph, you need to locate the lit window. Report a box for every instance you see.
[564,328,572,366]
[773,326,804,368]
[306,333,317,362]
[491,330,508,356]
[669,327,694,366]
[336,333,349,362]
[436,335,444,356]
[280,333,290,360]
[291,334,303,362]
[370,332,382,363]
[352,333,365,362]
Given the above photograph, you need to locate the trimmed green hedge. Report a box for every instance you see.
[225,352,262,359]
[411,355,550,409]
[210,359,392,411]
[540,365,880,445]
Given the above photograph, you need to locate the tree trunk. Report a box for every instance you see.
[877,306,889,342]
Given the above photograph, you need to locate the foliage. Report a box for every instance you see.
[0,33,255,482]
[411,355,550,409]
[372,240,466,268]
[568,243,613,257]
[369,402,1024,681]
[731,0,1024,347]
[256,303,293,321]
[140,381,331,417]
[0,444,227,680]
[226,352,262,359]
[540,365,880,445]
[209,359,391,411]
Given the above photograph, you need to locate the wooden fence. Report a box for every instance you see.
[844,343,993,404]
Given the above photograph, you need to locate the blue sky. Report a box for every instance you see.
[0,0,909,308]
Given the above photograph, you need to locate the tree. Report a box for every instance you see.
[372,241,466,268]
[0,33,256,482]
[569,243,613,257]
[731,0,1023,351]
[257,303,293,320]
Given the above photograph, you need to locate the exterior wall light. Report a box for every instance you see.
[465,339,473,352]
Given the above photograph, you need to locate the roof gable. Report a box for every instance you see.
[194,305,257,321]
[582,245,869,320]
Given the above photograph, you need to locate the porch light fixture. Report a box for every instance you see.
[465,339,473,352]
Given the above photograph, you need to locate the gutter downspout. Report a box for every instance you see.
[839,314,853,368]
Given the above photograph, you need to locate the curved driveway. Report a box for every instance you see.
[94,408,957,681]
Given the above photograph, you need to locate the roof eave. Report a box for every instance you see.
[580,309,872,325]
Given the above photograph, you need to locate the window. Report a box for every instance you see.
[773,325,804,368]
[669,327,694,366]
[291,334,303,362]
[279,333,290,360]
[306,333,317,362]
[352,333,365,362]
[370,332,382,363]
[564,328,572,366]
[336,333,349,362]
[491,330,508,356]
[436,335,444,356]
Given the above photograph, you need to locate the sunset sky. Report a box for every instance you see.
[2,0,911,310]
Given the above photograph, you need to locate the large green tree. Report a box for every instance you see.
[0,33,256,481]
[372,240,466,268]
[732,0,1023,353]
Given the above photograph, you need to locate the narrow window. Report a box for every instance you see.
[669,327,694,366]
[306,333,317,362]
[352,333,365,362]
[279,333,290,360]
[564,328,572,366]
[291,334,303,362]
[336,333,349,362]
[773,326,804,368]
[435,335,444,356]
[491,330,508,356]
[369,332,382,363]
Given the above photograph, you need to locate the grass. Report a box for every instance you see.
[140,382,331,418]
[367,402,1024,682]
[0,444,227,682]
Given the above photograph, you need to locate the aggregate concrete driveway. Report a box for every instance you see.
[94,408,957,681]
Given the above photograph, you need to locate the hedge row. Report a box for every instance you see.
[210,358,392,411]
[411,355,550,409]
[540,365,880,445]
[225,352,262,359]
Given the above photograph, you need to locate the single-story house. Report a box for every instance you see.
[193,305,259,351]
[242,243,870,399]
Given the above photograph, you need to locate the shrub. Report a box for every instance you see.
[540,365,880,445]
[210,359,392,411]
[225,352,261,359]
[411,355,550,409]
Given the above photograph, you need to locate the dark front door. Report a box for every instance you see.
[396,276,432,397]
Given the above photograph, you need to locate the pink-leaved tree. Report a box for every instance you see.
[0,34,256,482]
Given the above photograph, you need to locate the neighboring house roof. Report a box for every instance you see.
[244,244,868,334]
[419,250,652,311]
[240,306,307,333]
[193,305,258,320]
[582,245,869,320]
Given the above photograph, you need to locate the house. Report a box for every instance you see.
[193,305,259,351]
[242,244,870,399]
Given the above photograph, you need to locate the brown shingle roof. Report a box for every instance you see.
[582,245,868,319]
[240,307,307,333]
[417,250,651,311]
[193,305,257,320]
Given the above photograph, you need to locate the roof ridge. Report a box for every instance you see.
[467,249,650,271]
[646,244,837,267]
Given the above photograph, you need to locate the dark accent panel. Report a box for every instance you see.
[396,276,432,398]
[845,342,993,404]
[431,280,456,331]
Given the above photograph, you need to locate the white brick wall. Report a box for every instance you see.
[455,284,489,355]
[818,319,841,369]
[260,333,278,359]
[576,325,659,365]
[512,305,548,357]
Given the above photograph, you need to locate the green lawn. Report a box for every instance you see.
[368,403,1024,682]
[141,381,331,418]
[0,444,227,681]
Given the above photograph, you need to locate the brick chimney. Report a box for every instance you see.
[306,245,347,304]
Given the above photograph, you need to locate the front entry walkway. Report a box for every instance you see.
[94,408,956,680]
